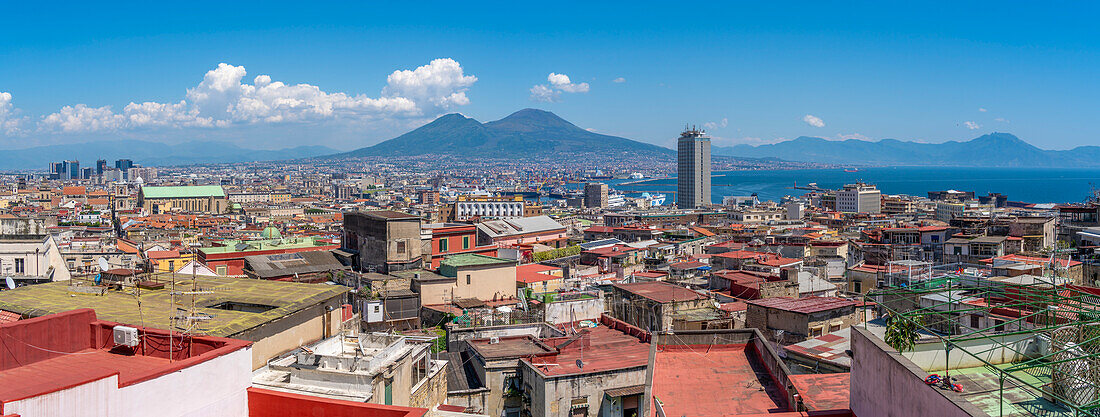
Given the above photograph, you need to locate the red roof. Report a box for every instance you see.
[789,373,851,412]
[0,310,19,324]
[524,324,649,377]
[248,387,427,417]
[746,296,858,314]
[651,344,785,416]
[146,250,181,259]
[516,263,562,284]
[982,254,1082,268]
[612,281,707,303]
[584,226,615,233]
[0,309,251,404]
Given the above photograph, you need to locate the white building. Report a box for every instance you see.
[0,218,72,286]
[837,183,881,214]
[455,200,524,220]
[0,309,253,417]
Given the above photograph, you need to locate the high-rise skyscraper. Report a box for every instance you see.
[676,126,711,209]
[96,159,108,177]
[62,160,80,180]
[115,159,134,179]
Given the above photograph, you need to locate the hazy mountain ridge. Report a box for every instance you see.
[0,140,338,170]
[713,133,1100,167]
[333,108,675,158]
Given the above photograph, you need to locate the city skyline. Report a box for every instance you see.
[2,2,1099,151]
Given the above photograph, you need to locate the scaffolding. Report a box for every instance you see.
[866,262,1100,416]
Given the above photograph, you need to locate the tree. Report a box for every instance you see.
[884,313,922,353]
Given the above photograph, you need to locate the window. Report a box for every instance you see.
[373,305,381,313]
[462,236,470,250]
[970,314,980,328]
[853,281,862,293]
[439,238,448,253]
[168,260,175,271]
[396,240,406,255]
[216,266,227,275]
[466,274,471,285]
[14,258,24,274]
[810,326,824,337]
[994,319,1005,332]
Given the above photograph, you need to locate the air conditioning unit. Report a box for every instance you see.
[113,325,140,347]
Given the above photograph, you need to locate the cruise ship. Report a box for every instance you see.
[642,192,666,207]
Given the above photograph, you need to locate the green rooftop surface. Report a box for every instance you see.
[198,237,330,255]
[0,274,347,338]
[141,185,226,199]
[440,253,516,268]
[951,364,1073,416]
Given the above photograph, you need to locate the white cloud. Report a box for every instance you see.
[964,121,981,130]
[33,58,475,134]
[994,117,1009,123]
[704,118,728,130]
[529,72,589,102]
[547,73,589,93]
[802,114,825,128]
[529,85,559,103]
[979,108,987,112]
[40,104,125,133]
[0,92,28,134]
[612,77,626,83]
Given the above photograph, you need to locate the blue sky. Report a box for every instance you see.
[1,1,1097,151]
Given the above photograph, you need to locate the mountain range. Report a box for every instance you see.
[332,108,673,158]
[714,133,1100,167]
[0,140,337,170]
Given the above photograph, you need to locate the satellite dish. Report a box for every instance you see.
[575,359,584,370]
[5,276,15,290]
[97,257,110,271]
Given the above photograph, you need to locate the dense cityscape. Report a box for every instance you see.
[4,3,1100,417]
[2,123,1100,417]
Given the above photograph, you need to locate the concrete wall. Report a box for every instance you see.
[243,306,343,369]
[523,366,648,417]
[447,323,564,351]
[544,296,604,325]
[4,347,252,417]
[849,326,984,417]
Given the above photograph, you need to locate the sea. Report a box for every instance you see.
[590,167,1100,205]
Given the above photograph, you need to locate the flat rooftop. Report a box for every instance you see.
[651,344,786,416]
[0,309,250,404]
[526,325,649,377]
[0,274,347,338]
[469,335,555,359]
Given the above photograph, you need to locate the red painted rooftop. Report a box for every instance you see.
[746,297,858,314]
[0,309,251,404]
[651,344,786,416]
[612,281,707,303]
[525,324,649,377]
[789,373,851,412]
[248,387,426,417]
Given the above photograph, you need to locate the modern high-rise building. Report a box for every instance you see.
[836,183,881,214]
[676,127,711,209]
[62,160,80,180]
[96,159,108,177]
[115,159,134,179]
[584,182,609,209]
